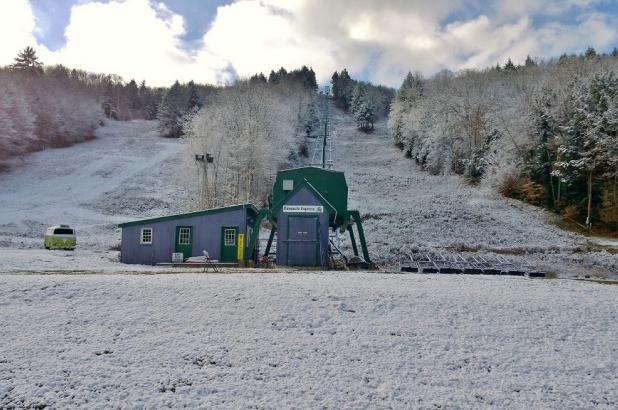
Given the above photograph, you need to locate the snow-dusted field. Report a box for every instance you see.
[1,272,616,408]
[0,120,188,251]
[328,107,618,277]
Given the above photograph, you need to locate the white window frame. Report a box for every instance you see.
[178,227,191,245]
[224,228,236,246]
[140,227,153,245]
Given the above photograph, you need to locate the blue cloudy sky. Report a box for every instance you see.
[2,0,618,87]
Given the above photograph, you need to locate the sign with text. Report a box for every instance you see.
[283,205,324,213]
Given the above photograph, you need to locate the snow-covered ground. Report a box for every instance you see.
[0,120,193,271]
[0,120,188,250]
[1,273,616,408]
[327,106,618,278]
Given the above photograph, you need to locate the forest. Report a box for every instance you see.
[0,47,320,210]
[331,69,395,131]
[388,49,618,232]
[3,45,617,232]
[183,67,319,208]
[0,47,167,170]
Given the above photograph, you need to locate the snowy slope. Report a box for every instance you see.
[0,120,189,255]
[326,106,618,277]
[1,273,616,408]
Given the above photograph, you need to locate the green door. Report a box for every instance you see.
[220,227,238,262]
[175,226,192,259]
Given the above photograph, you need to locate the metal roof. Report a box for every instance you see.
[118,203,258,228]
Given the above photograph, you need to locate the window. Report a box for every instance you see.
[224,229,236,246]
[283,179,293,191]
[53,228,74,235]
[140,228,153,244]
[178,227,191,245]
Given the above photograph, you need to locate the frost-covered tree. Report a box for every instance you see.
[388,71,423,145]
[350,84,364,115]
[386,50,618,228]
[554,72,618,227]
[355,100,375,131]
[187,80,202,111]
[526,86,560,206]
[184,77,314,207]
[303,99,320,137]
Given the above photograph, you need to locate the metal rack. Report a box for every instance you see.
[401,251,545,277]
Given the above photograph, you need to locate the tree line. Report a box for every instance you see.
[331,69,395,131]
[388,48,618,231]
[0,47,101,170]
[0,47,169,170]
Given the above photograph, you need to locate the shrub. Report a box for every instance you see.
[520,179,545,205]
[498,171,525,199]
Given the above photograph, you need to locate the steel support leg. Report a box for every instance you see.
[347,225,359,257]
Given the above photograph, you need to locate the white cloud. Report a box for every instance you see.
[52,0,229,86]
[0,0,49,65]
[199,0,618,86]
[0,0,616,87]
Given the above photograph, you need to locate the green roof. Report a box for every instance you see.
[118,203,258,228]
[272,167,348,216]
[271,180,337,215]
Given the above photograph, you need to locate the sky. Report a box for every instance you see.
[1,0,618,87]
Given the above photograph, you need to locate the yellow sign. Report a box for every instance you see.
[237,233,244,261]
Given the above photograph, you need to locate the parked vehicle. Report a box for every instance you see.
[44,225,76,250]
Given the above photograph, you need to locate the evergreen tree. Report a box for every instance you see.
[330,69,354,109]
[355,101,375,131]
[503,58,517,71]
[187,80,202,110]
[584,46,597,59]
[249,73,267,84]
[350,84,365,114]
[268,70,277,83]
[554,73,618,227]
[397,71,423,103]
[126,79,140,110]
[558,53,569,64]
[11,46,43,74]
[157,80,185,138]
[527,87,558,206]
[524,55,537,67]
[303,100,320,137]
[612,47,618,58]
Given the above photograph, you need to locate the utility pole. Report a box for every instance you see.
[195,153,213,208]
[322,119,327,169]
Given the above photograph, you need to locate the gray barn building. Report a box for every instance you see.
[119,204,257,265]
[119,167,371,269]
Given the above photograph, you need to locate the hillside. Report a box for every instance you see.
[328,104,618,277]
[0,120,189,271]
[0,105,616,277]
